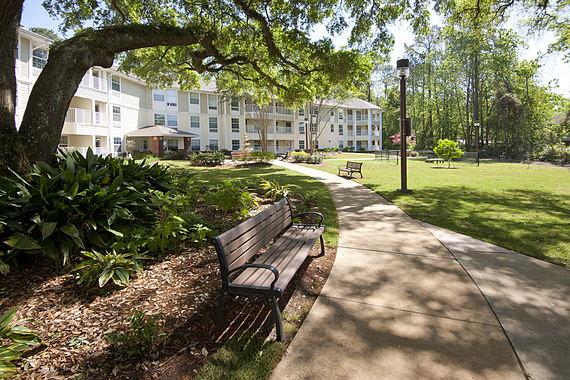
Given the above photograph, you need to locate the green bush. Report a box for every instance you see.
[205,180,258,217]
[250,151,274,163]
[0,149,173,272]
[107,311,164,358]
[0,306,42,377]
[536,144,570,164]
[291,152,323,164]
[189,152,226,166]
[132,152,157,160]
[163,150,189,160]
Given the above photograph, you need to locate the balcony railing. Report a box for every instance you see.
[245,104,294,115]
[276,126,293,134]
[80,75,108,91]
[65,108,108,125]
[347,115,353,121]
[245,126,276,134]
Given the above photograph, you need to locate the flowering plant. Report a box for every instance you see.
[390,133,416,148]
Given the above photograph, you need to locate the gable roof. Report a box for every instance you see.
[125,126,199,138]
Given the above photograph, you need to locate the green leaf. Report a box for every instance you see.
[0,307,18,330]
[98,269,113,287]
[41,222,58,240]
[0,358,19,375]
[39,238,59,261]
[60,223,85,249]
[4,233,41,250]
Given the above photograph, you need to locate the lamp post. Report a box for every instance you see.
[397,59,412,193]
[474,120,480,166]
[304,117,308,152]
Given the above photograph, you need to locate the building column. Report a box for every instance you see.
[368,110,372,151]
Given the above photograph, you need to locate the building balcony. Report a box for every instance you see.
[80,75,108,91]
[65,108,108,126]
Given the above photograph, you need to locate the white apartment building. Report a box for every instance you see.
[16,27,384,157]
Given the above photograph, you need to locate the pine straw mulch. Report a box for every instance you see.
[1,196,336,380]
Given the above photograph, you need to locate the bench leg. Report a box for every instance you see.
[319,234,325,257]
[215,290,227,325]
[267,296,283,342]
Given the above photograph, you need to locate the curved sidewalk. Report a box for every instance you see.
[270,161,570,380]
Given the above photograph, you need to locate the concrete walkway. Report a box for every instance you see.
[269,161,570,380]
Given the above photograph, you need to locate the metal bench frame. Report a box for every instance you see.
[210,198,325,341]
[338,161,363,178]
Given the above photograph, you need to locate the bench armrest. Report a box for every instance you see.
[228,263,280,289]
[292,211,324,227]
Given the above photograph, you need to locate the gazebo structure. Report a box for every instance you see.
[125,126,199,157]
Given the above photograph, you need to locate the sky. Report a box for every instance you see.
[20,0,570,97]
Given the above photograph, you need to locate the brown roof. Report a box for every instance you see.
[125,126,199,138]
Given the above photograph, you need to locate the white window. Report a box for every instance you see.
[209,117,218,132]
[112,106,121,122]
[299,140,305,150]
[32,49,48,70]
[208,94,217,110]
[59,135,69,147]
[208,139,219,151]
[339,124,344,136]
[298,107,305,116]
[338,110,344,119]
[191,139,200,151]
[315,140,319,150]
[143,139,148,150]
[339,140,344,149]
[312,106,318,116]
[231,98,239,111]
[253,140,261,151]
[166,90,177,107]
[231,118,240,133]
[331,124,334,133]
[331,109,335,116]
[232,139,240,150]
[310,123,318,133]
[189,92,199,105]
[153,89,165,102]
[299,122,305,134]
[114,137,122,152]
[154,113,165,126]
[111,76,120,92]
[356,110,362,121]
[167,114,178,128]
[190,116,200,129]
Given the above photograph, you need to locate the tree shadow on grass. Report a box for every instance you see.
[382,185,570,266]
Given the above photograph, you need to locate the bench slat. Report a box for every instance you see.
[233,225,324,290]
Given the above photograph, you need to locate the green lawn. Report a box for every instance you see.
[160,161,339,247]
[313,154,570,267]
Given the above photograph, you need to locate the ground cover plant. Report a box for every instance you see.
[314,153,570,267]
[0,157,338,379]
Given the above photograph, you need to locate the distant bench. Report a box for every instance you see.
[231,151,243,160]
[338,161,363,178]
[210,198,325,341]
[425,157,445,164]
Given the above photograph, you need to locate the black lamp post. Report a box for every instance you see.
[474,120,480,166]
[397,59,412,193]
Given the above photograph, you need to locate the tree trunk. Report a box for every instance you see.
[0,0,30,176]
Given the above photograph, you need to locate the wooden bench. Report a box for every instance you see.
[338,161,363,178]
[425,157,445,164]
[210,198,325,341]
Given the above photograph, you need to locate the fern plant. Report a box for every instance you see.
[259,179,298,201]
[107,312,164,358]
[72,249,150,287]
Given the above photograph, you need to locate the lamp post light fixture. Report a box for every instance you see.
[397,58,412,193]
[474,120,480,166]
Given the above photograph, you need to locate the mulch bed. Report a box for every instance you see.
[1,195,336,379]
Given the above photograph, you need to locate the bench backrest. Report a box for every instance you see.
[346,161,362,169]
[210,198,294,284]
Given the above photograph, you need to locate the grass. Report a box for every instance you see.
[313,153,570,267]
[162,161,339,247]
[194,330,286,380]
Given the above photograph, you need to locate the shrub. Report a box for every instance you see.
[291,152,323,164]
[189,152,226,166]
[0,149,172,272]
[107,311,164,358]
[250,151,274,163]
[163,150,189,160]
[536,144,570,164]
[205,180,258,217]
[0,306,42,377]
[434,139,464,167]
[132,152,157,160]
